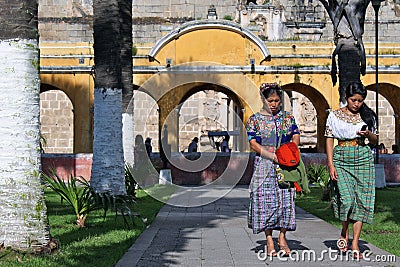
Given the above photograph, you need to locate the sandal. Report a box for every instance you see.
[336,238,348,252]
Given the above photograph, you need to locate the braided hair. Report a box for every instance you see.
[259,83,283,100]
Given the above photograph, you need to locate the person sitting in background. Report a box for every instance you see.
[378,143,388,154]
[221,135,230,152]
[188,137,199,152]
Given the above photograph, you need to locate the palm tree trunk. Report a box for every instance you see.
[0,0,50,250]
[91,0,132,195]
[120,0,134,166]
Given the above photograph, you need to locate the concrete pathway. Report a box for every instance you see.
[116,186,399,267]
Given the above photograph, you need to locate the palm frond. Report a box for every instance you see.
[41,170,98,227]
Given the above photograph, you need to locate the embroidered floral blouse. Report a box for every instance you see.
[246,110,300,147]
[325,109,375,140]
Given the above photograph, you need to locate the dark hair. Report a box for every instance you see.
[260,83,283,100]
[346,81,377,131]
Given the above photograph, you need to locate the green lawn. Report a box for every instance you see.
[296,186,400,257]
[0,187,167,267]
[2,185,398,266]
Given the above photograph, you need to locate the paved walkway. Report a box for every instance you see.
[116,186,399,267]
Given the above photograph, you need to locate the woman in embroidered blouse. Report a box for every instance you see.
[246,83,300,257]
[325,81,377,259]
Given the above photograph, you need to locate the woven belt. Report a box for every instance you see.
[338,139,364,147]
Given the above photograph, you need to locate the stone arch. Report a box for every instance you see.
[177,83,246,152]
[39,84,74,153]
[40,74,93,153]
[138,63,263,153]
[148,20,271,65]
[132,89,160,152]
[365,83,400,152]
[282,83,330,153]
[138,20,275,153]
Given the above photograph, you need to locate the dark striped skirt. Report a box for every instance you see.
[332,145,375,224]
[248,156,296,234]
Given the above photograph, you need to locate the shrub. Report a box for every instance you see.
[307,163,331,201]
[42,171,139,228]
[223,15,233,21]
[41,171,98,227]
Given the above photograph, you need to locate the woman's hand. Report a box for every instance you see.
[272,153,278,163]
[357,129,378,145]
[328,165,338,181]
[325,137,337,180]
[357,129,370,138]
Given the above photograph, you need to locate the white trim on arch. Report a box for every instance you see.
[148,19,271,64]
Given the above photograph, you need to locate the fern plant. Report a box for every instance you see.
[41,171,98,227]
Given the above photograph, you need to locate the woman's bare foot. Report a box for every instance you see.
[337,236,348,252]
[277,236,291,256]
[351,242,363,259]
[266,241,277,257]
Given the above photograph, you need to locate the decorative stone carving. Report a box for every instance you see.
[300,97,317,133]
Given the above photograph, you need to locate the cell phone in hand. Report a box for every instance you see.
[361,125,368,131]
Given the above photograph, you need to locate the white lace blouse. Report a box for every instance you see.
[325,109,373,140]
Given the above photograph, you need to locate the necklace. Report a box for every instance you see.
[343,106,358,116]
[339,107,361,125]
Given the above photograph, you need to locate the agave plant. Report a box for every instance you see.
[41,171,99,227]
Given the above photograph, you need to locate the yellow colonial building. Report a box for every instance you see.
[39,20,400,155]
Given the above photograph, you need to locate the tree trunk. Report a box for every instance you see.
[91,0,132,195]
[120,0,134,166]
[0,0,50,251]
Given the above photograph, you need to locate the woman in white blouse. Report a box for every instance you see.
[325,81,378,259]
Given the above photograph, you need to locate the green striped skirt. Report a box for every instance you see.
[331,145,375,224]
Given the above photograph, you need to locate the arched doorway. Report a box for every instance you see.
[177,84,245,153]
[132,90,160,152]
[40,88,74,153]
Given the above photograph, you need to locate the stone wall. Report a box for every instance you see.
[132,0,237,19]
[42,153,400,183]
[365,92,396,150]
[41,153,92,181]
[40,90,74,153]
[133,90,159,151]
[37,0,400,44]
[38,0,93,43]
